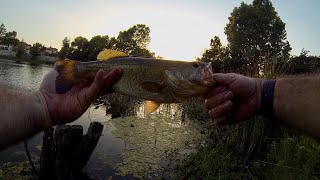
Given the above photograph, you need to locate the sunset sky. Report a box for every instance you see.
[0,0,319,60]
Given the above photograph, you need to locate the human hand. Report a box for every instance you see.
[39,68,122,126]
[204,73,263,125]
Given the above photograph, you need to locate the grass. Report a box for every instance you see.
[176,145,251,179]
[176,130,320,179]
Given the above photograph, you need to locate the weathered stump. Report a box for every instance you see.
[40,127,54,179]
[39,122,103,180]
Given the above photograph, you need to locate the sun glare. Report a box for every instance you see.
[90,4,225,61]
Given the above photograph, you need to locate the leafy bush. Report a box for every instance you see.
[262,136,320,179]
[176,145,251,179]
[177,136,320,179]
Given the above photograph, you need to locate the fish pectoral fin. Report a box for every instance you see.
[97,49,128,61]
[141,82,166,93]
[144,101,161,115]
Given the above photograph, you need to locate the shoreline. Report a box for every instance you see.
[0,57,54,67]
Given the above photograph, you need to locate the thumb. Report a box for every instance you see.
[213,73,237,86]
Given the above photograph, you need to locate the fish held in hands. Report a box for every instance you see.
[55,49,215,114]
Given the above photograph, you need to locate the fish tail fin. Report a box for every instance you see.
[54,60,80,94]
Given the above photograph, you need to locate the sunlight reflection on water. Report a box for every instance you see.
[0,61,50,90]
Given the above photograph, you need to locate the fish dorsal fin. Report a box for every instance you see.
[97,49,128,61]
[144,101,161,115]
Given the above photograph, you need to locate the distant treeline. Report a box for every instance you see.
[196,0,319,77]
[0,24,58,59]
[58,24,155,62]
[200,35,320,76]
[58,0,319,77]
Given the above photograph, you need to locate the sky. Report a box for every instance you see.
[0,0,319,60]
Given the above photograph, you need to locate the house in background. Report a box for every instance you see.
[44,46,58,56]
[0,44,13,51]
[25,44,32,54]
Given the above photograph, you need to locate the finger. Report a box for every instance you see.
[212,73,237,86]
[83,69,109,103]
[231,103,255,123]
[100,67,123,95]
[209,100,233,119]
[203,86,227,99]
[205,91,233,110]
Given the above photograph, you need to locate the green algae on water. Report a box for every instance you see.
[111,113,207,179]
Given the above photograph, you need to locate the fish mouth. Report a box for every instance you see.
[165,61,215,98]
[203,62,215,85]
[190,62,215,86]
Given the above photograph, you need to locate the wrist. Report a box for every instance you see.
[258,79,277,116]
[256,78,264,110]
[35,90,53,128]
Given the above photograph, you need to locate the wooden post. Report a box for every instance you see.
[40,122,103,179]
[79,122,103,169]
[40,127,55,179]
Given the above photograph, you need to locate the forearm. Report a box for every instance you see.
[0,86,51,149]
[273,75,320,138]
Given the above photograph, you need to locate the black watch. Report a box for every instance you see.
[259,80,276,116]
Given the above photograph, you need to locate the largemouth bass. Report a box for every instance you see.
[55,49,215,114]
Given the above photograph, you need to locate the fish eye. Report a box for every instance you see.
[193,63,200,68]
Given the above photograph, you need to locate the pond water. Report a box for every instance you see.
[0,59,207,179]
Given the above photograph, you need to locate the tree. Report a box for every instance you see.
[225,0,291,75]
[289,49,320,74]
[16,40,27,58]
[68,36,89,61]
[87,35,110,61]
[60,35,110,61]
[1,31,19,46]
[200,36,225,62]
[199,36,226,72]
[0,23,6,37]
[0,24,19,50]
[30,43,45,59]
[113,24,154,57]
[60,24,155,61]
[58,37,71,59]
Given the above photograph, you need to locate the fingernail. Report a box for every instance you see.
[113,67,122,74]
[98,69,107,76]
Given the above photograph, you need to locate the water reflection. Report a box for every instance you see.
[0,61,50,90]
[70,107,127,179]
